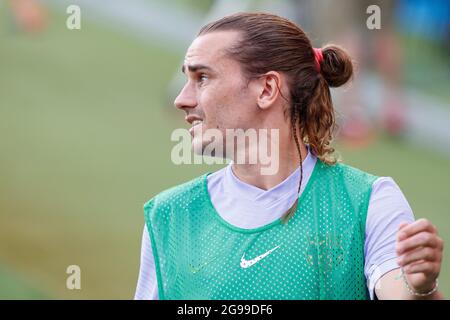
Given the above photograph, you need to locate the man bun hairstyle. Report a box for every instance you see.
[320,44,354,88]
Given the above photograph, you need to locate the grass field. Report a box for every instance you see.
[0,7,449,299]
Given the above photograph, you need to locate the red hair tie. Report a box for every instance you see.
[313,48,323,72]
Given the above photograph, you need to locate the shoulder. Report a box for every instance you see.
[371,176,403,194]
[368,176,415,219]
[320,160,379,186]
[143,173,208,214]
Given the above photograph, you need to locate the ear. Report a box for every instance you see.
[256,71,283,110]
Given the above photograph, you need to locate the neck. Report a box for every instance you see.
[231,132,308,191]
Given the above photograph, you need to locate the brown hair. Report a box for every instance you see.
[199,13,353,222]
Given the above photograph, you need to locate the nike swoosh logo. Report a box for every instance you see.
[240,245,281,269]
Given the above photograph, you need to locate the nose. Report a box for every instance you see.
[174,83,197,111]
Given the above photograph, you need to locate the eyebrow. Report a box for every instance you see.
[181,64,213,74]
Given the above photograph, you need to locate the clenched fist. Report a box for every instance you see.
[396,218,444,294]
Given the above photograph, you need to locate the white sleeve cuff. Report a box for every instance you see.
[367,257,401,300]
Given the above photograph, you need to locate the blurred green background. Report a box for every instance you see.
[1,0,449,299]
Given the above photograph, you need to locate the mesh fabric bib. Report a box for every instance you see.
[144,159,378,299]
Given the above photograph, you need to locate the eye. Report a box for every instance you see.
[198,73,208,84]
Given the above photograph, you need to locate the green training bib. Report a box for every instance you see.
[144,159,378,299]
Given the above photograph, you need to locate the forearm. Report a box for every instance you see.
[375,268,443,300]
